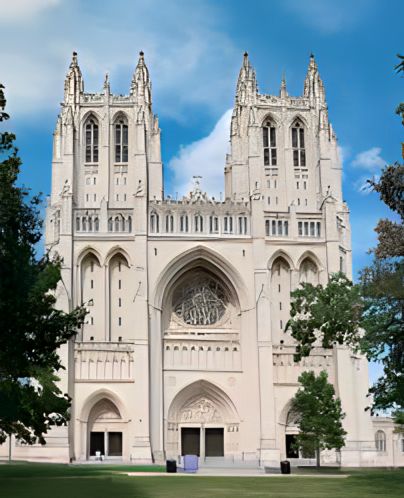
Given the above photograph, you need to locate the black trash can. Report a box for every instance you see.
[280,460,291,474]
[166,459,177,473]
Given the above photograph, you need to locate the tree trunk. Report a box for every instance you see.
[316,446,321,468]
[8,434,12,463]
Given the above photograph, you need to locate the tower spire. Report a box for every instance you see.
[130,51,152,105]
[64,51,83,105]
[235,51,257,106]
[303,53,326,104]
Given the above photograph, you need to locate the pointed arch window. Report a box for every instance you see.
[224,215,233,234]
[127,216,132,233]
[115,117,128,163]
[194,214,203,233]
[263,119,277,166]
[238,216,247,234]
[209,215,219,234]
[180,214,189,233]
[150,212,159,233]
[292,120,306,167]
[375,430,386,452]
[94,217,99,232]
[85,117,99,163]
[165,214,174,233]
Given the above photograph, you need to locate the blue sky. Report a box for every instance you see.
[1,1,402,272]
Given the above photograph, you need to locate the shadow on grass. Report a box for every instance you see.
[1,463,404,498]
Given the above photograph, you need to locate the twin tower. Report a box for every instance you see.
[33,50,378,467]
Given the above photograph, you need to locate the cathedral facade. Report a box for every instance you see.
[3,51,402,467]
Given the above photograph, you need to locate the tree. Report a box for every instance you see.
[0,84,86,447]
[358,55,404,413]
[290,370,347,467]
[286,273,363,362]
[286,55,404,415]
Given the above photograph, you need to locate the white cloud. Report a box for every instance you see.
[0,0,60,22]
[0,1,238,119]
[282,0,372,34]
[352,147,386,171]
[168,109,232,198]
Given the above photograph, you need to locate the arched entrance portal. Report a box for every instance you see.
[166,380,239,459]
[87,399,123,460]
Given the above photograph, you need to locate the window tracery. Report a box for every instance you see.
[173,277,227,326]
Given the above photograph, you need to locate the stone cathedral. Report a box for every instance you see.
[3,51,401,467]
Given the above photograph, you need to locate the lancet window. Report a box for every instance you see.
[85,117,99,163]
[292,120,306,168]
[238,216,248,235]
[209,215,219,234]
[114,117,128,163]
[150,212,159,233]
[375,430,386,452]
[224,215,233,234]
[263,119,277,166]
[180,214,189,233]
[194,214,203,233]
[166,214,174,233]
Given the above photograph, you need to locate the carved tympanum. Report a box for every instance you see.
[173,277,227,326]
[180,398,222,423]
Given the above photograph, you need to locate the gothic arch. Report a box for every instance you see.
[168,380,239,424]
[279,399,296,427]
[81,110,102,127]
[296,250,322,271]
[76,246,102,267]
[112,110,129,124]
[105,246,132,267]
[80,389,128,422]
[268,250,295,271]
[288,113,309,129]
[261,112,280,127]
[153,245,249,311]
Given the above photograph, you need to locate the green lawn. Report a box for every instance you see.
[0,463,403,498]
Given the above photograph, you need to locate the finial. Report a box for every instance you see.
[103,72,110,91]
[280,70,287,97]
[139,50,144,58]
[71,51,78,67]
[310,52,315,59]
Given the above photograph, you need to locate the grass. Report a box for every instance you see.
[0,462,403,498]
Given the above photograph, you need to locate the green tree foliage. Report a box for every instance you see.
[291,370,347,467]
[0,85,86,445]
[286,273,362,362]
[358,55,404,413]
[286,56,404,415]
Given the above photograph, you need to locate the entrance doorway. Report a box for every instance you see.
[285,434,299,458]
[181,428,200,456]
[90,432,104,456]
[89,431,123,458]
[205,428,224,456]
